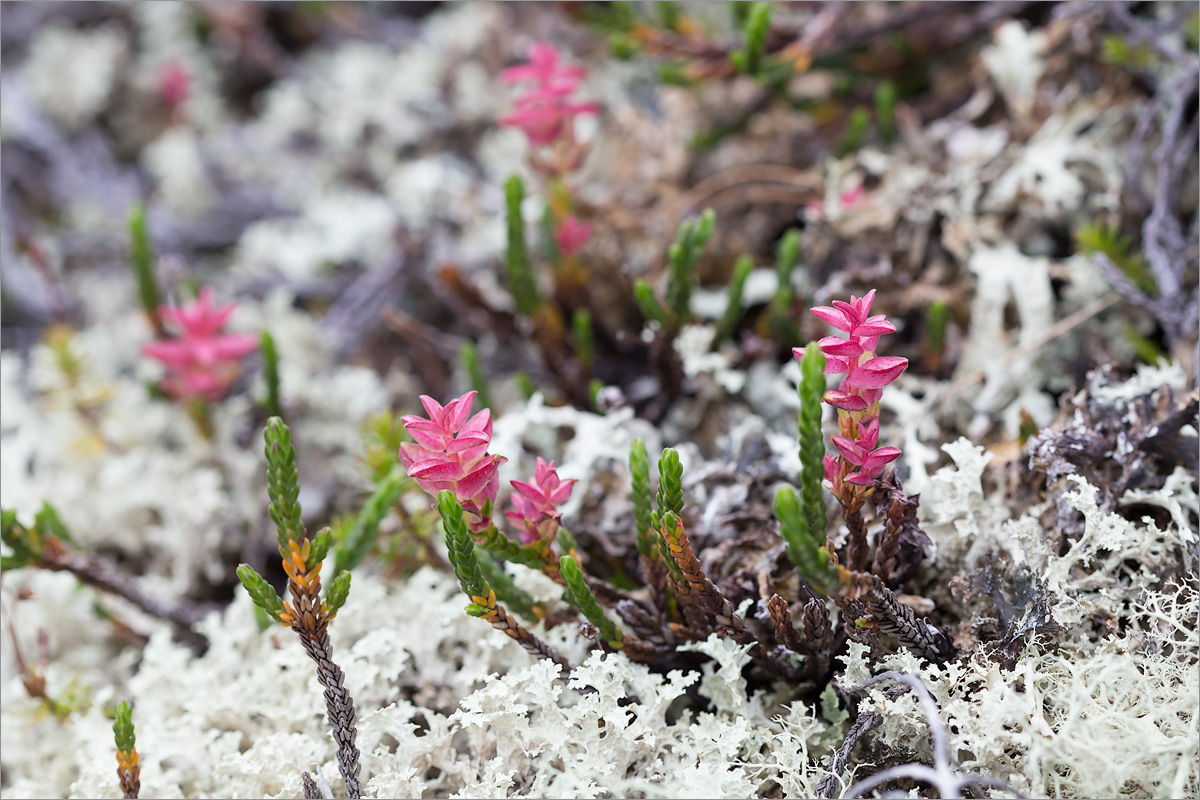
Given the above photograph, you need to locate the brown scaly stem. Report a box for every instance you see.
[37,537,208,651]
[301,771,322,800]
[662,517,802,679]
[871,474,929,589]
[280,545,363,799]
[646,556,670,609]
[767,594,805,653]
[616,599,677,649]
[843,507,870,574]
[116,752,140,799]
[864,577,955,662]
[474,596,571,677]
[815,711,881,799]
[661,516,752,642]
[800,597,834,677]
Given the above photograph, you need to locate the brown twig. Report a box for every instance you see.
[767,594,805,653]
[281,549,363,799]
[844,508,871,574]
[865,578,954,662]
[476,599,571,677]
[816,710,881,799]
[37,538,208,651]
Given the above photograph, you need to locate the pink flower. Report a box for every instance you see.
[158,62,190,112]
[830,436,902,485]
[555,215,593,256]
[399,391,507,519]
[799,290,908,410]
[500,42,598,147]
[142,288,258,402]
[800,291,907,508]
[505,458,576,544]
[501,42,586,95]
[500,96,599,146]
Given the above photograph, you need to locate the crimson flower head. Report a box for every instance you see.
[799,290,907,507]
[555,215,593,256]
[399,391,507,520]
[142,288,258,402]
[795,289,908,411]
[158,61,190,113]
[830,417,902,485]
[505,458,576,544]
[501,42,586,95]
[500,42,599,147]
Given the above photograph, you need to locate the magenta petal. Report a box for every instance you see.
[824,356,851,375]
[510,479,543,502]
[845,472,876,486]
[444,391,477,432]
[844,356,908,389]
[549,479,575,506]
[810,306,853,332]
[418,395,445,422]
[408,460,463,482]
[142,340,191,365]
[823,390,870,411]
[212,335,258,359]
[446,433,490,453]
[823,455,839,484]
[818,336,864,357]
[862,447,902,470]
[461,409,492,437]
[831,300,858,321]
[858,417,880,450]
[459,457,504,501]
[851,317,897,337]
[830,436,866,465]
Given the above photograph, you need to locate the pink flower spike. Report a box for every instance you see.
[505,458,576,543]
[555,215,593,256]
[158,61,190,112]
[501,42,585,94]
[399,392,507,515]
[142,288,257,402]
[843,356,908,390]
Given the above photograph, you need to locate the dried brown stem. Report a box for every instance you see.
[767,594,804,653]
[480,602,571,677]
[871,474,931,589]
[117,764,140,800]
[844,508,870,574]
[301,771,321,800]
[38,539,207,651]
[286,569,362,799]
[816,710,881,799]
[800,598,834,677]
[865,578,954,663]
[616,598,676,649]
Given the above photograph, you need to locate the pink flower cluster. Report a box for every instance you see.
[400,391,506,521]
[796,290,907,504]
[400,393,578,544]
[142,288,258,402]
[500,42,599,147]
[505,458,576,544]
[555,215,593,257]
